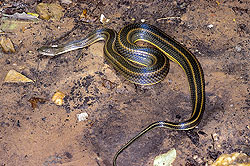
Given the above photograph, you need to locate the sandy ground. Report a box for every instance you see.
[0,0,249,166]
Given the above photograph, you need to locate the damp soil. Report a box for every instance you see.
[0,0,249,166]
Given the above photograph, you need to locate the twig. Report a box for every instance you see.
[157,17,181,21]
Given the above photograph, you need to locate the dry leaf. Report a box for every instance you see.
[4,70,34,83]
[80,9,87,18]
[79,9,88,20]
[28,97,47,109]
[79,9,97,23]
[101,78,117,90]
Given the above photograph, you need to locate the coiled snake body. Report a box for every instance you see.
[38,23,205,166]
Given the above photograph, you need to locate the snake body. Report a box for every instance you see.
[38,23,205,166]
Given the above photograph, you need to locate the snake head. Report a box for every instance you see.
[37,45,60,56]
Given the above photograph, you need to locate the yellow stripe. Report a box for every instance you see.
[120,28,204,124]
[125,28,199,116]
[37,23,205,166]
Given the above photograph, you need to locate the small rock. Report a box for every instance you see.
[77,112,88,122]
[48,3,64,20]
[207,24,214,28]
[52,91,66,106]
[153,148,176,166]
[193,155,198,160]
[100,14,110,24]
[36,3,51,20]
[235,45,242,52]
[61,0,72,5]
[211,152,250,166]
[36,3,64,20]
[4,70,34,83]
[212,133,219,141]
[196,157,203,164]
[0,36,15,53]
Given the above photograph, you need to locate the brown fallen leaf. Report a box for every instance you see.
[101,78,117,90]
[28,97,47,109]
[79,9,97,23]
[80,9,87,19]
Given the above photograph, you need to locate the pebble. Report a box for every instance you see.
[211,152,250,166]
[207,24,214,28]
[0,36,15,53]
[77,112,88,122]
[235,45,242,52]
[100,14,110,24]
[153,148,176,166]
[52,91,66,106]
[36,3,64,20]
[212,133,219,141]
[61,0,72,4]
[193,155,198,160]
[4,70,34,83]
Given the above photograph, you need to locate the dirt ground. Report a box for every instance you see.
[0,0,249,166]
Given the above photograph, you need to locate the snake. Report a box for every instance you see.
[38,23,205,166]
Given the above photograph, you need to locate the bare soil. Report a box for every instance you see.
[0,0,249,166]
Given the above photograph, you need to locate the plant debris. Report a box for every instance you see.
[101,78,117,90]
[79,9,97,23]
[28,97,47,109]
